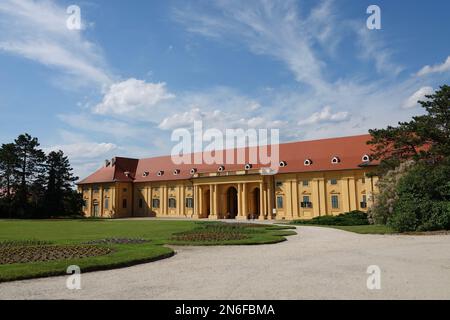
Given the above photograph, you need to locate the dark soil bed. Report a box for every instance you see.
[171,229,249,242]
[84,238,150,245]
[0,245,113,265]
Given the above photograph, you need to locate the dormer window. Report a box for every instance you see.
[244,163,253,170]
[173,169,180,175]
[142,171,149,177]
[331,156,341,164]
[157,170,164,177]
[190,168,197,175]
[218,165,225,172]
[124,171,130,177]
[362,154,370,162]
[304,159,313,166]
[279,161,287,168]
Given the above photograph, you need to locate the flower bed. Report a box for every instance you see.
[84,238,150,245]
[171,226,249,242]
[0,240,53,247]
[0,245,113,265]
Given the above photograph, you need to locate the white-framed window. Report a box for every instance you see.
[331,195,339,209]
[276,196,284,209]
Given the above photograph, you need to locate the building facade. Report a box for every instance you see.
[77,135,378,220]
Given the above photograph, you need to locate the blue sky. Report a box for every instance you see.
[0,0,449,179]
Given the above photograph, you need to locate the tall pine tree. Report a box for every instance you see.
[13,134,46,217]
[0,143,18,218]
[43,150,80,217]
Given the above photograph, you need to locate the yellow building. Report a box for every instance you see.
[77,134,378,220]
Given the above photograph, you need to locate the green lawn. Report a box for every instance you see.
[0,219,295,282]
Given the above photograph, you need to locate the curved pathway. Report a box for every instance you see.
[1,226,450,299]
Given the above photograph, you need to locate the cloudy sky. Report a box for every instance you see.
[0,0,449,179]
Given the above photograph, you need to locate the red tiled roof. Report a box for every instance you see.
[77,157,138,184]
[77,134,376,185]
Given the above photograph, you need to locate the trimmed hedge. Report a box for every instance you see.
[292,210,369,226]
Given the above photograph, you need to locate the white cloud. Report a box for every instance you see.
[94,78,175,115]
[243,117,286,129]
[159,107,286,131]
[44,142,117,159]
[298,106,349,125]
[0,0,112,87]
[417,56,450,76]
[173,0,330,91]
[159,108,222,130]
[402,86,434,109]
[58,113,145,139]
[355,27,403,76]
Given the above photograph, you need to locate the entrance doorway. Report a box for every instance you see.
[92,200,99,217]
[226,187,238,219]
[251,188,260,220]
[203,189,211,218]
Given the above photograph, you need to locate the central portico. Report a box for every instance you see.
[192,174,273,220]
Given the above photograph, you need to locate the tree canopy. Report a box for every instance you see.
[0,134,82,218]
[368,85,450,172]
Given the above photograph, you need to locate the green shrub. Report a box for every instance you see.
[292,210,369,226]
[368,160,415,224]
[388,160,450,232]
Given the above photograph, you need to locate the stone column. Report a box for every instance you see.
[180,185,185,217]
[259,181,265,220]
[292,180,299,219]
[214,185,219,218]
[193,185,199,219]
[242,183,248,219]
[236,183,243,220]
[89,187,93,217]
[349,177,357,211]
[147,185,153,216]
[342,178,351,213]
[318,178,327,216]
[267,179,274,220]
[163,185,168,215]
[99,185,104,217]
[199,186,203,218]
[209,184,218,220]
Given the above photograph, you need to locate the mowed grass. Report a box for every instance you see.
[0,219,295,282]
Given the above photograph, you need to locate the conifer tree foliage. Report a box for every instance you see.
[13,134,46,217]
[43,151,80,217]
[0,143,19,218]
[368,85,450,173]
[0,134,82,218]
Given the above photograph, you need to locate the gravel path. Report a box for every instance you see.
[1,226,450,300]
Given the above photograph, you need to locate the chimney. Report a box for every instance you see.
[105,160,111,167]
